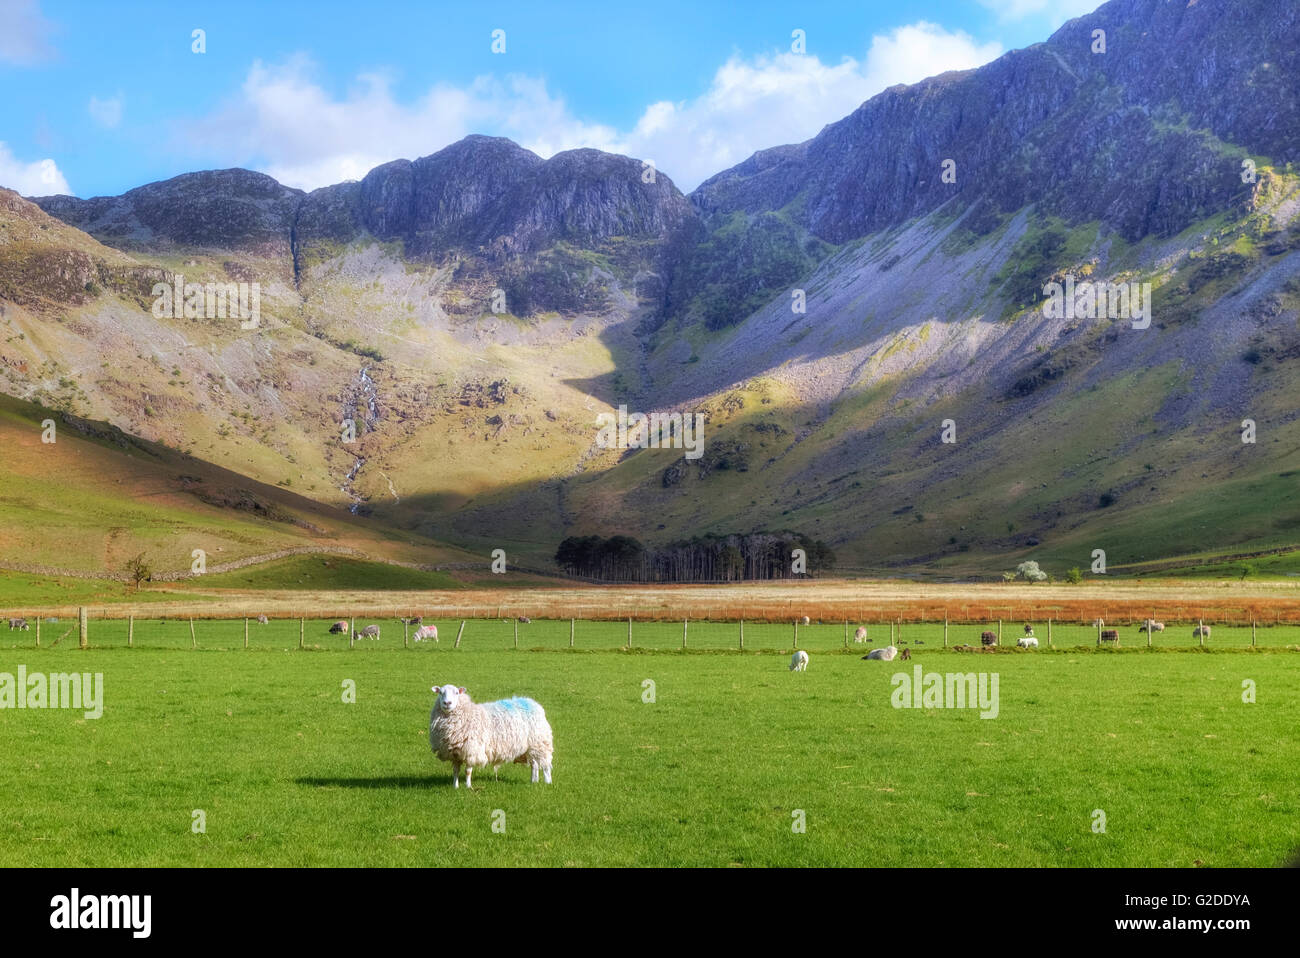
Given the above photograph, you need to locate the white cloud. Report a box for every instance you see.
[88,93,123,128]
[0,0,56,65]
[629,22,1003,189]
[184,21,1001,193]
[0,141,71,195]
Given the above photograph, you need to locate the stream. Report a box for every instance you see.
[339,366,380,514]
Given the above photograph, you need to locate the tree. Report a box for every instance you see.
[125,552,152,591]
[1065,567,1084,585]
[1014,560,1048,583]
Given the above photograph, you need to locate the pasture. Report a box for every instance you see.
[0,622,1297,867]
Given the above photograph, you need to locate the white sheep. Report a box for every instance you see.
[413,624,438,643]
[800,615,811,626]
[789,650,809,671]
[864,645,898,661]
[853,626,868,643]
[1193,625,1212,639]
[1017,636,1039,649]
[429,684,554,789]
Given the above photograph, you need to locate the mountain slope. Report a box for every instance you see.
[7,0,1300,577]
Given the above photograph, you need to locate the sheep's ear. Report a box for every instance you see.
[459,687,466,694]
[431,685,440,694]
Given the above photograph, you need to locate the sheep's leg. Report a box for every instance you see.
[531,762,539,783]
[465,765,473,789]
[452,762,461,789]
[542,763,552,785]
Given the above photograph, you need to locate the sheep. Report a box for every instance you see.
[328,620,349,634]
[899,648,912,660]
[256,614,269,625]
[400,616,422,626]
[354,624,380,640]
[1101,629,1119,642]
[413,624,439,643]
[429,684,553,789]
[853,626,868,643]
[863,645,898,661]
[980,631,996,646]
[7,617,29,631]
[1017,636,1039,649]
[789,650,809,672]
[1139,620,1165,632]
[517,616,531,624]
[1193,625,1212,639]
[1023,624,1035,635]
[800,615,811,626]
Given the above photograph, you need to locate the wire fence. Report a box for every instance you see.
[3,612,1298,651]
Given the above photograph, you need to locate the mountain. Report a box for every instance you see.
[5,0,1300,578]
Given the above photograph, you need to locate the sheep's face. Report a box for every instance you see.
[432,685,467,713]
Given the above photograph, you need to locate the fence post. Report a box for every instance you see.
[897,619,901,646]
[944,613,948,648]
[683,618,689,649]
[515,619,519,649]
[454,621,465,648]
[128,615,133,648]
[843,620,848,648]
[189,617,196,649]
[1199,618,1205,647]
[1047,618,1052,648]
[1096,619,1102,647]
[627,616,632,649]
[35,617,40,648]
[739,618,743,650]
[243,617,248,649]
[79,607,88,649]
[570,618,575,648]
[299,618,305,650]
[349,617,355,650]
[404,618,409,649]
[792,620,797,649]
[997,618,1002,646]
[1147,618,1152,648]
[1251,618,1256,647]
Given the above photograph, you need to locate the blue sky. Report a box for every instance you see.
[0,0,1101,198]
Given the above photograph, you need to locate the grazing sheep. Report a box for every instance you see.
[853,626,868,643]
[789,650,809,672]
[354,624,380,640]
[256,614,269,625]
[1092,618,1105,629]
[429,684,554,788]
[980,631,996,646]
[401,616,422,626]
[328,620,349,634]
[1017,636,1039,649]
[899,648,912,660]
[1023,624,1035,635]
[863,645,899,661]
[1139,619,1165,632]
[413,625,439,643]
[914,640,925,645]
[517,616,531,624]
[1193,625,1212,639]
[1101,629,1119,642]
[7,617,29,631]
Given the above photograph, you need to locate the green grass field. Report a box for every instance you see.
[1,625,1297,867]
